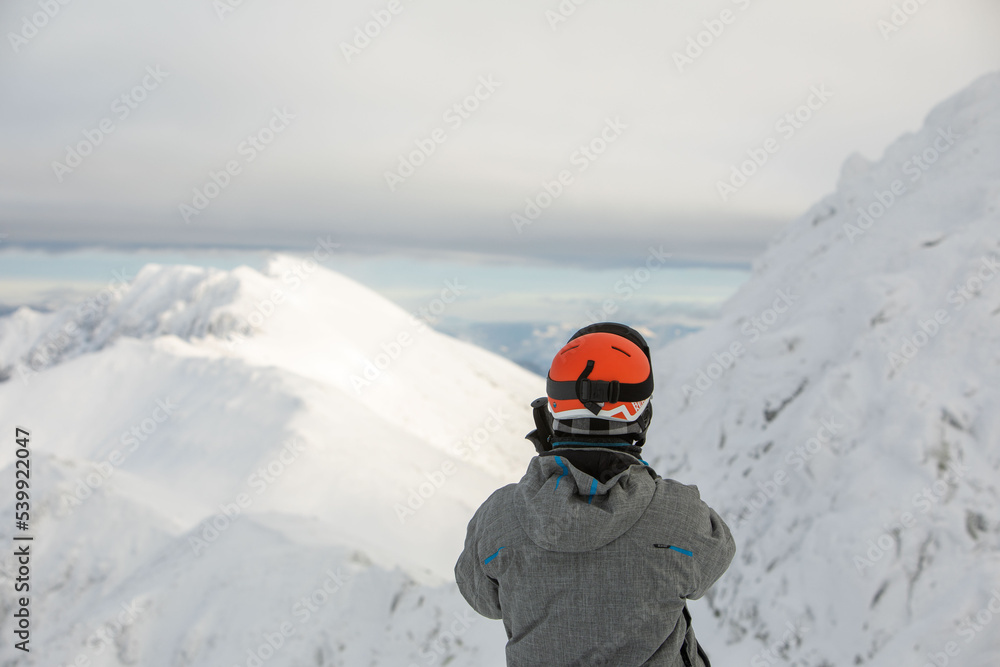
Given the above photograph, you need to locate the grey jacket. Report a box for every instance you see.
[455,448,736,666]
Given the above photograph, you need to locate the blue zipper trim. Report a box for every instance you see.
[484,547,505,564]
[587,478,598,504]
[554,456,570,490]
[669,545,693,557]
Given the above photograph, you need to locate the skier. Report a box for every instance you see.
[455,322,735,666]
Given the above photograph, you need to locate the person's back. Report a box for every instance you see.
[455,323,736,666]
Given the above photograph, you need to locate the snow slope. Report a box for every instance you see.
[644,72,1000,666]
[0,257,540,666]
[2,71,999,667]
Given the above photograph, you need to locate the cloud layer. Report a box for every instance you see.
[1,0,998,262]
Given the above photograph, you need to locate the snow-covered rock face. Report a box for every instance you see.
[2,71,998,667]
[0,256,539,666]
[645,72,1000,666]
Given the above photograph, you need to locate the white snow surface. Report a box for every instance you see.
[646,71,1000,666]
[0,257,540,666]
[2,71,1000,666]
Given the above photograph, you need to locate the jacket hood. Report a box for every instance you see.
[514,449,657,552]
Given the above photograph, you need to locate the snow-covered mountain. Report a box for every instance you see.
[646,71,1000,666]
[0,257,540,666]
[2,71,998,667]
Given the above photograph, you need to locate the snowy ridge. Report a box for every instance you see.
[646,72,1000,666]
[1,256,539,479]
[2,72,999,666]
[0,258,540,666]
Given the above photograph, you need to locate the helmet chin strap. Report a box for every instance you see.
[525,397,554,454]
[575,360,603,416]
[634,401,652,447]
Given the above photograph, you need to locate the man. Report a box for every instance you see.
[455,322,735,666]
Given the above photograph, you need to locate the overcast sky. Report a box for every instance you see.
[1,0,998,265]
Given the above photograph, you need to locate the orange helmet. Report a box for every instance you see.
[546,324,653,422]
[527,323,654,452]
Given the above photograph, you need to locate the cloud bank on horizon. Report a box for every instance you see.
[0,0,998,263]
